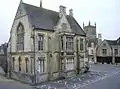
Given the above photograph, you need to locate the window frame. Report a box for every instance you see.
[38,57,45,73]
[25,57,29,73]
[114,49,118,55]
[12,57,15,70]
[102,49,107,55]
[38,34,44,51]
[80,38,84,51]
[66,36,74,50]
[66,58,74,70]
[18,57,22,71]
[16,23,24,51]
[61,36,64,50]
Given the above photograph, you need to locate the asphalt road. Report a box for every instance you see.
[79,70,120,89]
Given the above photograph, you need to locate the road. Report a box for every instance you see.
[0,64,120,89]
[79,71,120,89]
[79,64,120,89]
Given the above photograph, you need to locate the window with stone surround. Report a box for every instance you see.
[91,50,94,54]
[25,57,29,73]
[61,36,64,50]
[18,57,21,71]
[38,57,45,73]
[16,23,24,51]
[12,57,15,70]
[80,38,84,51]
[102,49,107,55]
[66,58,74,70]
[38,35,44,51]
[114,49,118,55]
[66,36,74,50]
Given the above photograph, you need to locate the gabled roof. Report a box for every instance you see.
[116,37,120,45]
[22,3,86,36]
[106,40,116,45]
[105,37,120,46]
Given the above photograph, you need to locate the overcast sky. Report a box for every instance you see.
[0,0,120,44]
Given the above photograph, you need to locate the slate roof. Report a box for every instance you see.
[23,3,86,36]
[106,40,116,45]
[106,37,120,46]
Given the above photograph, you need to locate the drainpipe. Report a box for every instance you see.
[58,33,61,77]
[76,38,79,74]
[31,26,36,84]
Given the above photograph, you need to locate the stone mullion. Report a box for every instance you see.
[83,39,85,67]
[73,37,77,71]
[63,35,66,71]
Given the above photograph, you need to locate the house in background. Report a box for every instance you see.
[83,21,102,63]
[0,43,8,73]
[97,37,120,64]
[7,0,88,84]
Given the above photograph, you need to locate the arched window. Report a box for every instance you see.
[25,57,29,72]
[18,57,21,71]
[17,23,24,51]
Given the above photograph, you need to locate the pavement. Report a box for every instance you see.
[0,64,120,89]
[0,66,32,89]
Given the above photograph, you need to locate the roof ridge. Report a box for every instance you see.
[22,2,86,36]
[23,2,58,14]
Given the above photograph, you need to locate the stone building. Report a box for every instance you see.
[7,0,87,84]
[83,21,102,63]
[97,37,120,64]
[0,43,8,70]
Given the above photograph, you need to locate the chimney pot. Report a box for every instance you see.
[69,9,73,16]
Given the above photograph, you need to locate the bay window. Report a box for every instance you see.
[66,37,74,50]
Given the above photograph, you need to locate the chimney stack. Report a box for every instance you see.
[95,22,96,27]
[83,22,85,28]
[69,9,73,16]
[59,5,66,18]
[98,33,102,45]
[89,20,91,26]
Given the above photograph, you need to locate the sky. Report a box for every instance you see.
[0,0,120,44]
